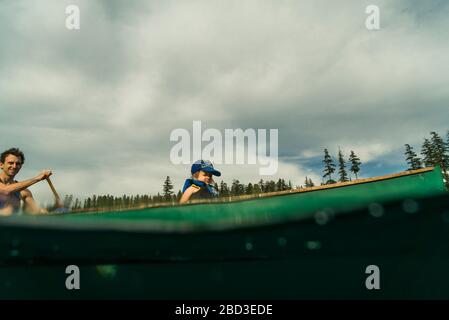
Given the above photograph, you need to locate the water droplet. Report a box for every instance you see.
[245,242,253,251]
[305,241,321,250]
[210,268,223,282]
[402,199,419,214]
[369,203,384,218]
[11,239,21,247]
[9,249,20,257]
[442,211,449,223]
[324,207,335,217]
[314,211,329,225]
[277,237,287,247]
[96,265,118,279]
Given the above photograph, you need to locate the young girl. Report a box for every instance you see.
[180,160,221,204]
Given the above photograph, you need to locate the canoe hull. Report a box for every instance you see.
[2,193,449,299]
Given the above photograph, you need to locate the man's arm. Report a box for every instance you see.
[0,205,14,217]
[21,189,48,215]
[0,171,52,196]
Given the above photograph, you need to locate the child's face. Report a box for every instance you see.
[195,171,213,184]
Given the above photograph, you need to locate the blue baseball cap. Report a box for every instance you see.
[191,160,221,177]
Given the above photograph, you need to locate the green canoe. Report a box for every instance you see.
[1,166,448,299]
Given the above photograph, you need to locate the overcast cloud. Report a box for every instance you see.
[1,0,448,204]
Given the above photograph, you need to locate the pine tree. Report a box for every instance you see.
[253,183,262,194]
[231,180,244,196]
[63,194,73,208]
[404,144,422,170]
[304,177,315,188]
[429,131,449,172]
[219,181,230,197]
[85,197,91,209]
[444,130,449,188]
[246,183,254,195]
[276,179,283,191]
[163,176,174,200]
[265,180,276,192]
[258,179,265,193]
[430,132,446,169]
[421,138,434,167]
[337,149,349,182]
[322,149,336,183]
[308,178,315,187]
[349,150,362,179]
[445,130,449,171]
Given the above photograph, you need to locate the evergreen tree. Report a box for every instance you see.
[308,177,315,187]
[322,149,336,183]
[253,183,262,194]
[246,183,254,195]
[404,144,422,170]
[163,176,174,200]
[430,131,449,171]
[446,130,449,152]
[281,179,288,190]
[85,197,91,209]
[265,180,276,192]
[258,179,265,193]
[445,130,449,170]
[219,181,230,197]
[445,130,449,188]
[276,179,286,191]
[304,177,314,188]
[349,150,362,179]
[421,138,434,167]
[231,180,244,196]
[338,149,349,182]
[63,194,73,208]
[73,198,80,210]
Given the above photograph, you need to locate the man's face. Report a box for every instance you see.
[0,154,23,178]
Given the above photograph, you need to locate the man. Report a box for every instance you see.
[0,148,52,216]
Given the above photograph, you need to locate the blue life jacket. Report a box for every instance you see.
[182,179,218,199]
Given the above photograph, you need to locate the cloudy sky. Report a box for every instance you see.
[1,0,448,204]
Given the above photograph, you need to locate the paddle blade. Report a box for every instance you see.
[53,207,70,214]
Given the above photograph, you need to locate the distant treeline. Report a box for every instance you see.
[404,131,449,172]
[64,151,365,212]
[404,130,449,188]
[66,178,294,211]
[62,129,449,212]
[319,148,361,185]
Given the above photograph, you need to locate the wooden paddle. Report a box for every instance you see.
[46,177,65,210]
